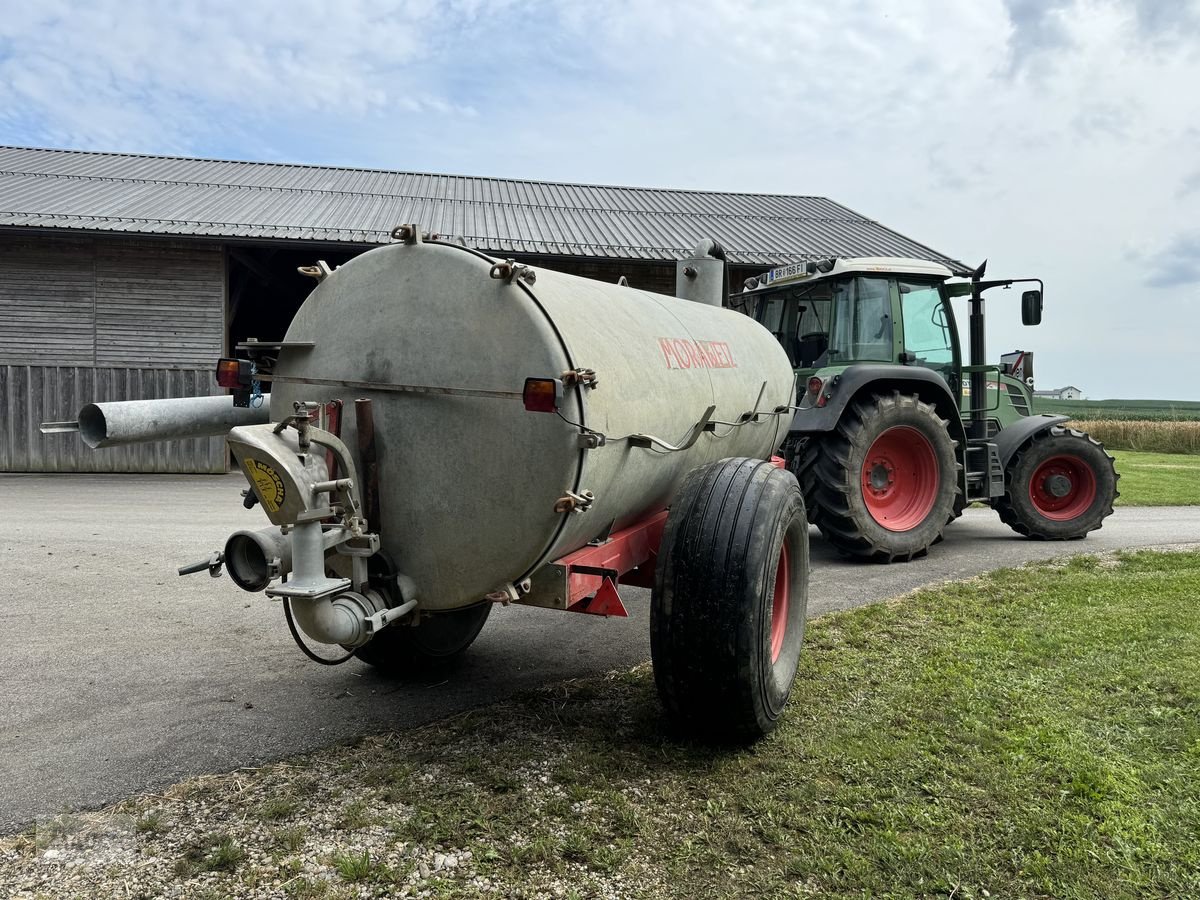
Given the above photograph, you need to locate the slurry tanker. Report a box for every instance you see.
[61,231,808,742]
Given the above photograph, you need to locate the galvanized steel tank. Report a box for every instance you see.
[270,239,794,610]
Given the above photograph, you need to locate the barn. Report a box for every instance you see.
[0,145,962,473]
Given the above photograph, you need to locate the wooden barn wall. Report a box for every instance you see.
[0,233,227,473]
[0,366,226,473]
[0,235,96,365]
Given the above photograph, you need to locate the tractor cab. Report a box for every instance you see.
[743,256,1045,434]
[744,256,963,398]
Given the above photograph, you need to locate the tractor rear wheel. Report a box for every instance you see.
[797,392,959,562]
[651,457,808,743]
[995,426,1118,539]
[354,602,492,673]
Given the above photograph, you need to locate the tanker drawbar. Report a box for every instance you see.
[51,227,812,742]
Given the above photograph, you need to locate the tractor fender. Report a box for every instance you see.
[993,414,1069,469]
[789,364,967,447]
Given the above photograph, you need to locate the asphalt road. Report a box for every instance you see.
[3,473,1199,832]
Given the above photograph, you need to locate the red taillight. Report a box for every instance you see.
[523,377,562,413]
[216,358,250,389]
[806,376,831,408]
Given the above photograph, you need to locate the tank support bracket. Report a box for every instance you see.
[515,509,667,615]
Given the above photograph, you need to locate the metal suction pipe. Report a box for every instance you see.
[76,395,271,448]
[284,522,385,648]
[290,590,387,649]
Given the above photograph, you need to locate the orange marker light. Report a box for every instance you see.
[523,377,562,413]
[216,358,250,389]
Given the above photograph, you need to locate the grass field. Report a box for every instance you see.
[1112,451,1200,506]
[1035,397,1200,421]
[7,550,1200,899]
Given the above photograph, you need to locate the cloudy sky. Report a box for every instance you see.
[1,0,1196,399]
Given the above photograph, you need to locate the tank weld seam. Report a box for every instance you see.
[263,374,520,401]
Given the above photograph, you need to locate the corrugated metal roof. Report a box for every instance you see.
[0,146,965,269]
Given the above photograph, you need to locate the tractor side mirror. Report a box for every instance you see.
[1021,289,1043,326]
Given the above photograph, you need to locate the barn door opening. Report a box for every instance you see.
[225,244,361,356]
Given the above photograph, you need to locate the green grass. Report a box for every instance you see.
[331,848,392,883]
[9,552,1200,898]
[1035,397,1200,421]
[365,551,1200,898]
[257,796,299,822]
[173,832,246,877]
[1112,451,1200,506]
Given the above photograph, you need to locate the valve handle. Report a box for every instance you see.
[178,551,225,578]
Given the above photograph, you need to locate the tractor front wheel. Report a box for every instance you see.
[995,426,1118,539]
[798,392,959,562]
[651,457,808,743]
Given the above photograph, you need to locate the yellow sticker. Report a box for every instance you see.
[244,458,285,513]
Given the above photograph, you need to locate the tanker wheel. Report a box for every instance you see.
[798,391,959,562]
[651,457,808,743]
[995,426,1118,540]
[353,602,492,673]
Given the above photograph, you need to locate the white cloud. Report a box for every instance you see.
[0,0,1197,397]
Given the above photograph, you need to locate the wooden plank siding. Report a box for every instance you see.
[0,365,227,473]
[0,235,96,365]
[0,233,228,472]
[95,239,225,367]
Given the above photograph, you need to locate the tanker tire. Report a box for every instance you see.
[651,457,808,744]
[798,392,959,562]
[353,602,492,673]
[995,426,1118,540]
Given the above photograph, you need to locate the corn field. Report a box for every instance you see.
[1074,419,1200,455]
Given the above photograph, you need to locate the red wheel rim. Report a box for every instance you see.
[769,543,789,664]
[1029,454,1097,520]
[861,426,940,531]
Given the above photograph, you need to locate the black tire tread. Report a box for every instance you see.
[994,426,1119,539]
[796,391,960,562]
[651,457,807,743]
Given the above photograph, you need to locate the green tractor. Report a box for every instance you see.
[740,257,1118,562]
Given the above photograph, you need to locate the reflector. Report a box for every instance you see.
[523,377,562,413]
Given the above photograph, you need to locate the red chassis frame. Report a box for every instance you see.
[547,456,788,617]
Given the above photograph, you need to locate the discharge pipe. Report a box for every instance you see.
[76,395,271,448]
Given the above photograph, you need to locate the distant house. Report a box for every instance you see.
[1033,386,1086,401]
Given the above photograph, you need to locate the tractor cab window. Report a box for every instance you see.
[792,295,832,368]
[899,280,955,388]
[751,284,833,369]
[830,277,892,362]
[755,293,786,335]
